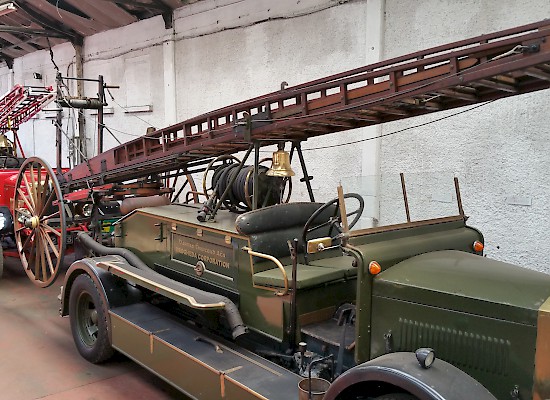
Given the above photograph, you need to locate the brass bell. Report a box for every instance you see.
[266,149,295,177]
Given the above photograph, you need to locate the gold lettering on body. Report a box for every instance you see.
[173,235,231,269]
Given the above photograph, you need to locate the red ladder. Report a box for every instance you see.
[0,85,55,132]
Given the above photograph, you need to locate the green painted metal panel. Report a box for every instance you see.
[135,204,240,234]
[115,211,168,268]
[350,222,482,271]
[374,250,550,325]
[252,263,345,289]
[370,295,537,400]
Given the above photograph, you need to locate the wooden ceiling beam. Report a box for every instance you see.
[23,0,110,36]
[63,0,137,28]
[0,25,67,38]
[14,1,82,43]
[0,32,38,52]
[0,46,25,58]
[100,0,170,13]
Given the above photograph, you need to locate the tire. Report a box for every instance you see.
[375,394,418,400]
[69,274,114,363]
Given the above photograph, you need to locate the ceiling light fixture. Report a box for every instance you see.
[0,2,16,17]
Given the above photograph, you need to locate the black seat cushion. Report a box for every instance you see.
[235,202,337,260]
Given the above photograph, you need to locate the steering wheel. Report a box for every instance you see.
[302,193,364,249]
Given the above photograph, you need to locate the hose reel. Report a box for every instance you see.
[198,154,293,221]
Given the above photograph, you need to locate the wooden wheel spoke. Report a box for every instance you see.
[26,250,35,271]
[34,235,42,280]
[40,235,47,281]
[22,174,36,211]
[41,228,60,259]
[36,165,42,212]
[39,229,56,275]
[16,188,35,214]
[40,173,50,205]
[29,165,37,208]
[38,190,57,220]
[20,231,35,253]
[41,223,62,238]
[41,210,60,222]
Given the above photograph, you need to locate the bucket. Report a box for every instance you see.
[298,377,330,400]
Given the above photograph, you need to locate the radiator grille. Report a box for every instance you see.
[398,318,511,375]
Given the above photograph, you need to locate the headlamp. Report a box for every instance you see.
[415,347,436,369]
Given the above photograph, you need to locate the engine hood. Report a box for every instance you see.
[373,250,550,326]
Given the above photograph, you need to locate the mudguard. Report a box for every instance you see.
[60,255,143,319]
[323,352,497,400]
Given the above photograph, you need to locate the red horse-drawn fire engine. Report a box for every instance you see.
[0,84,55,278]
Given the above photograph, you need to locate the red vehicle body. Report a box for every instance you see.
[0,153,24,251]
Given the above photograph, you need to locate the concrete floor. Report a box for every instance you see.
[0,257,189,400]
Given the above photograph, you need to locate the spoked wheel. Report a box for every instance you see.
[13,157,66,288]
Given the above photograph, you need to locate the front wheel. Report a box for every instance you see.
[69,274,114,363]
[13,157,66,287]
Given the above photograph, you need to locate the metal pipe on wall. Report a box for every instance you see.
[74,44,87,164]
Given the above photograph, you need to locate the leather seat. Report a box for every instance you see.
[236,202,348,289]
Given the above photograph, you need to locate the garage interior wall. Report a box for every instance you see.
[379,0,550,274]
[0,0,548,272]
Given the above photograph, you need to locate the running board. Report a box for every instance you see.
[110,302,301,400]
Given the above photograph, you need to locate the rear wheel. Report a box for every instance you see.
[69,274,114,363]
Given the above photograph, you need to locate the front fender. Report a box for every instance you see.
[324,352,496,400]
[60,255,142,318]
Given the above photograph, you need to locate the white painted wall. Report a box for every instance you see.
[173,0,371,202]
[9,43,76,165]
[82,16,170,157]
[1,0,548,271]
[380,0,550,273]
